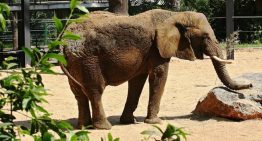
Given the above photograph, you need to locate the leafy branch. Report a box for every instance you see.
[0,0,89,140]
[0,2,10,31]
[141,124,189,141]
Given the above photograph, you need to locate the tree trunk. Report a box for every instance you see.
[256,0,262,15]
[11,12,19,51]
[109,0,129,15]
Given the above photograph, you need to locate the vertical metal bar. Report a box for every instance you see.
[44,23,48,45]
[21,0,31,67]
[226,0,234,60]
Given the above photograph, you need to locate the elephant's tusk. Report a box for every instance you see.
[211,56,233,64]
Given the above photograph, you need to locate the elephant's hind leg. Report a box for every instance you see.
[87,86,112,129]
[82,58,111,129]
[120,73,148,124]
[68,80,92,129]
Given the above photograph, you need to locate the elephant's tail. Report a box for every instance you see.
[60,64,87,91]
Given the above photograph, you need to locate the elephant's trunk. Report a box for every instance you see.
[205,40,252,90]
[211,58,252,90]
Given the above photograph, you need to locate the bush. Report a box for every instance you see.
[0,1,91,140]
[141,124,189,141]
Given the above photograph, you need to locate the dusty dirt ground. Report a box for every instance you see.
[7,49,262,141]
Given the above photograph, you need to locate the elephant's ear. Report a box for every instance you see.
[156,22,196,60]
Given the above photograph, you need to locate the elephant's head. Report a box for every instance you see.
[156,12,252,90]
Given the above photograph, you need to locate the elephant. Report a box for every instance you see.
[62,9,252,130]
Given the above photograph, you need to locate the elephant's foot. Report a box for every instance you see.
[120,115,138,124]
[76,119,92,129]
[144,117,162,124]
[93,119,112,130]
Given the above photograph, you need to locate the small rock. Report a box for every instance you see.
[193,73,262,120]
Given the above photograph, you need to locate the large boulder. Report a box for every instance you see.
[193,73,262,120]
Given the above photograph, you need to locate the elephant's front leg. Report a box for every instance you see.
[120,73,148,124]
[145,63,169,124]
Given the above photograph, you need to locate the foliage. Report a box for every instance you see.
[0,56,18,69]
[131,0,261,44]
[129,0,180,15]
[0,2,10,31]
[179,0,212,18]
[180,0,262,44]
[101,133,120,141]
[0,0,90,140]
[141,124,189,141]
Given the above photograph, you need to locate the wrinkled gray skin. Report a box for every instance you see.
[63,9,252,129]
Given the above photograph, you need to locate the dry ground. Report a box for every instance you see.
[9,49,262,141]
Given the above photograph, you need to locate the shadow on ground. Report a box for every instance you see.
[13,114,235,130]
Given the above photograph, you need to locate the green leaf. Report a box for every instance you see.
[63,32,81,40]
[33,135,42,141]
[48,40,64,50]
[70,0,79,11]
[74,14,89,23]
[30,119,39,134]
[42,53,67,65]
[36,73,44,86]
[0,13,6,31]
[0,98,7,109]
[30,108,37,119]
[31,86,47,96]
[57,120,73,130]
[75,131,89,141]
[5,56,16,61]
[76,5,89,13]
[6,63,18,69]
[69,134,77,141]
[152,125,164,133]
[2,74,23,88]
[43,132,55,141]
[45,120,66,139]
[0,134,12,140]
[176,128,189,139]
[22,97,31,110]
[22,47,36,66]
[39,60,55,74]
[18,126,30,135]
[0,3,10,16]
[0,122,13,128]
[114,138,120,141]
[39,66,56,74]
[161,124,176,140]
[53,15,63,33]
[108,133,113,141]
[35,105,49,114]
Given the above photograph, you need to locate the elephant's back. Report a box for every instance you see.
[65,12,154,55]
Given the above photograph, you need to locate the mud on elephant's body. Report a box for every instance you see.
[63,9,252,129]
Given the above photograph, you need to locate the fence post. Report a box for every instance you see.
[21,0,31,67]
[226,0,234,60]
